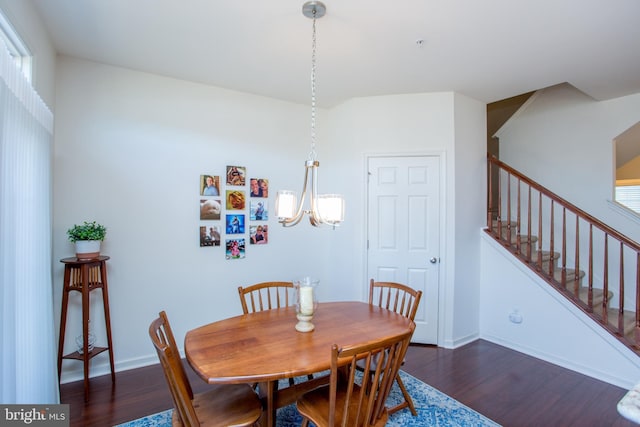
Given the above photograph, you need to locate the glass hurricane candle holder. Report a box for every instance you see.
[75,321,96,354]
[294,277,319,332]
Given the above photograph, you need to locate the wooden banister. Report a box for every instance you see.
[486,154,640,354]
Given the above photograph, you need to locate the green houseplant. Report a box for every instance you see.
[67,221,107,259]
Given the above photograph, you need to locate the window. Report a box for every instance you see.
[0,9,32,82]
[614,121,640,214]
[615,181,640,214]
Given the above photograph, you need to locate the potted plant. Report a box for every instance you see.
[67,221,107,259]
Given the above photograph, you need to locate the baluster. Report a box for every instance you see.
[549,200,555,277]
[516,178,521,253]
[527,186,532,262]
[537,191,543,269]
[561,207,567,288]
[619,242,625,334]
[635,252,640,347]
[497,167,503,233]
[506,172,512,244]
[588,225,594,311]
[487,157,494,230]
[574,218,580,295]
[603,234,609,322]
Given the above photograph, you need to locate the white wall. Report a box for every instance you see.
[53,57,338,380]
[54,57,487,381]
[497,83,640,241]
[450,93,487,346]
[480,233,640,389]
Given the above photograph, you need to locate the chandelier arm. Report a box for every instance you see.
[308,161,325,226]
[281,212,306,227]
[278,161,313,227]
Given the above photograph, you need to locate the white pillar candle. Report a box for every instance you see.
[300,286,314,315]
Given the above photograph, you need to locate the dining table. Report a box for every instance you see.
[184,300,415,427]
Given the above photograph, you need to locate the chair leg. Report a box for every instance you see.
[388,373,417,416]
[301,419,309,427]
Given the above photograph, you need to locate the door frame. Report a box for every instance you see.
[363,151,447,346]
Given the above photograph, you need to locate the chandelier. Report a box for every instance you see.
[275,1,345,228]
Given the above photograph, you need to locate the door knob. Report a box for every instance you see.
[430,257,438,264]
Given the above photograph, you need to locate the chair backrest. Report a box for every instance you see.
[237,281,294,314]
[329,325,414,427]
[149,311,199,426]
[369,279,422,321]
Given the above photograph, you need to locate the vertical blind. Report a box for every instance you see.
[615,184,640,214]
[0,39,57,403]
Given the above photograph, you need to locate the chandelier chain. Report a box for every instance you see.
[309,13,317,161]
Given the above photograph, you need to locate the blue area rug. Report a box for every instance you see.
[115,370,500,427]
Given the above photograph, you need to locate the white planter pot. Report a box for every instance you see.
[75,240,101,260]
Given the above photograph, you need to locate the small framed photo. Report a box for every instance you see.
[226,166,246,186]
[200,199,221,220]
[250,200,268,221]
[226,238,246,260]
[200,174,220,196]
[249,178,269,198]
[200,225,221,247]
[226,190,246,210]
[250,225,268,245]
[226,214,245,234]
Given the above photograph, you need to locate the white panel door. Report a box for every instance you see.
[367,155,440,344]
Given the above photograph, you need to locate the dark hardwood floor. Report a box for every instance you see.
[60,339,635,426]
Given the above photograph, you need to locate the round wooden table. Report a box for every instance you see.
[184,301,414,427]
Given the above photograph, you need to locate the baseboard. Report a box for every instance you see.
[441,331,480,349]
[59,353,159,384]
[482,333,634,389]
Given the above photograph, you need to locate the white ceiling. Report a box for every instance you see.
[32,0,640,108]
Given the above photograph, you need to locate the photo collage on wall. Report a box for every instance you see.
[199,166,269,259]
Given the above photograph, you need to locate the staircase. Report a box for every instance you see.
[485,155,640,355]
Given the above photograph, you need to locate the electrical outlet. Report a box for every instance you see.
[509,310,523,324]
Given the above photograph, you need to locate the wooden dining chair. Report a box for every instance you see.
[296,326,414,427]
[367,279,422,415]
[237,281,295,314]
[237,281,313,386]
[149,311,262,427]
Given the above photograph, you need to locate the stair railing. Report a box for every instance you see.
[486,154,640,353]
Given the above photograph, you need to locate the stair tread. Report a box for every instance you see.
[491,223,538,244]
[494,221,517,228]
[607,310,636,335]
[553,269,586,282]
[509,235,538,244]
[562,285,611,300]
[522,248,560,261]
